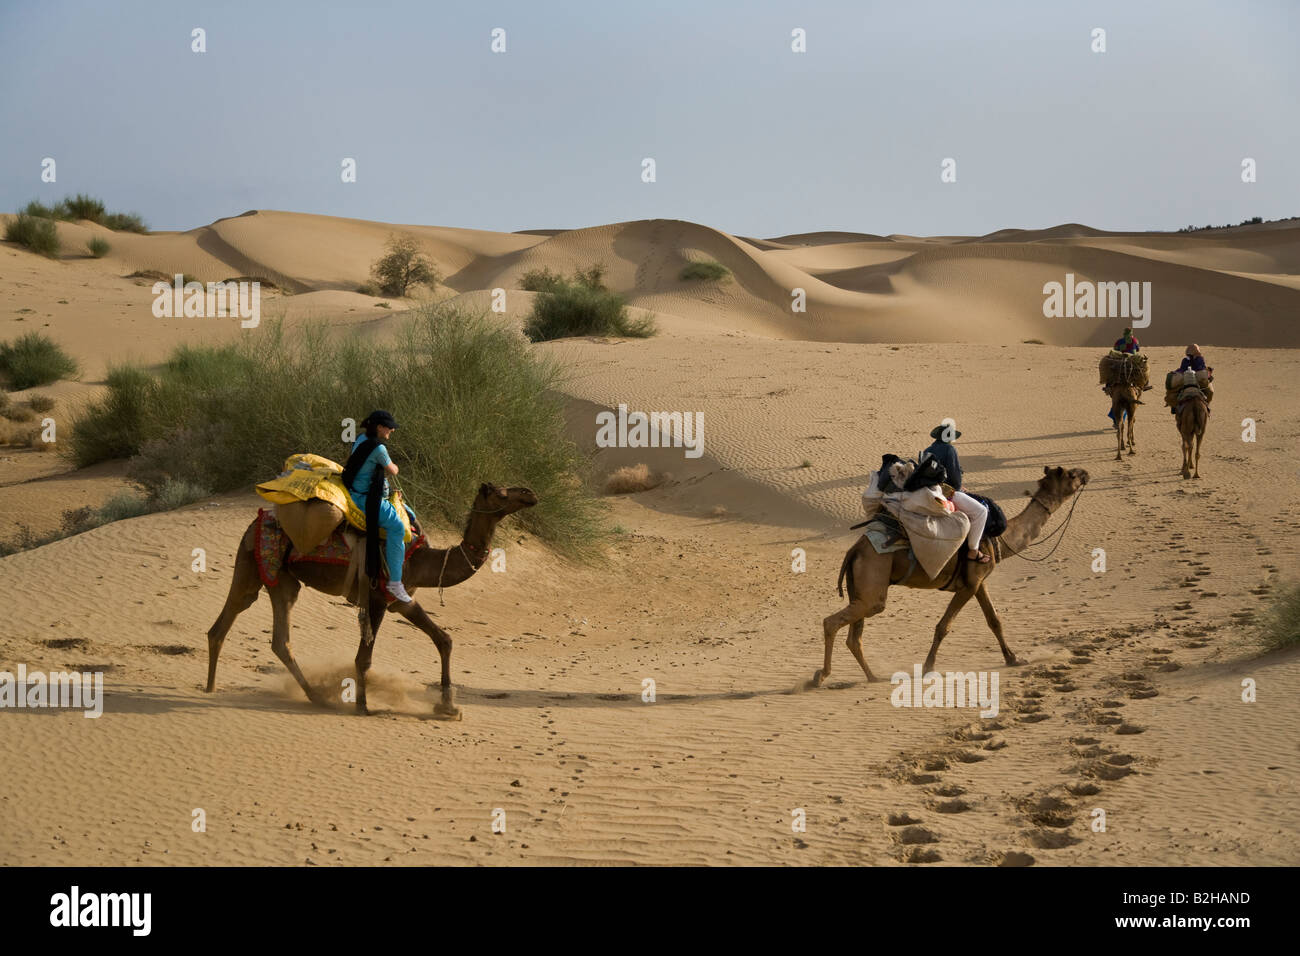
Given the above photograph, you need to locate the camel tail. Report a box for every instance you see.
[836,547,855,599]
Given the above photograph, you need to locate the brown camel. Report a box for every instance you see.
[205,482,537,718]
[1176,392,1208,479]
[816,465,1089,686]
[1107,384,1138,460]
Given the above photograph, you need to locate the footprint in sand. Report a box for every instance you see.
[992,850,1036,866]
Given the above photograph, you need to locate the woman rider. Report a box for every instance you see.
[919,424,991,564]
[342,410,413,603]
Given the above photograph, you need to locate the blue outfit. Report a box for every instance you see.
[348,436,407,583]
[1178,355,1206,372]
[919,439,962,491]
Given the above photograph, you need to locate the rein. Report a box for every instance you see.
[1003,485,1086,564]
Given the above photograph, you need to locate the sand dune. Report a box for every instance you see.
[2,209,1298,866]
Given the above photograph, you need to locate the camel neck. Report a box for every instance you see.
[999,494,1055,556]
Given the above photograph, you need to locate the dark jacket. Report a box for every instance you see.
[920,440,962,491]
[1178,355,1206,372]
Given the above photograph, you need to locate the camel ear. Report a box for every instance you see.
[1043,466,1050,475]
[479,482,492,496]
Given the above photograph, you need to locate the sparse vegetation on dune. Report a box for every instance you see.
[369,233,438,297]
[1255,581,1300,653]
[67,304,605,556]
[679,260,731,282]
[86,237,110,258]
[0,332,79,389]
[11,194,147,234]
[524,263,655,342]
[5,212,62,257]
[603,463,664,495]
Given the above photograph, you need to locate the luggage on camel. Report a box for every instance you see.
[1099,350,1149,389]
[256,453,413,554]
[1164,369,1214,411]
[857,454,975,579]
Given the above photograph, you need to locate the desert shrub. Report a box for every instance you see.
[0,332,78,389]
[356,281,380,296]
[68,305,605,555]
[603,464,663,495]
[679,260,731,281]
[519,267,566,293]
[27,394,55,413]
[65,364,153,466]
[102,211,147,233]
[525,281,655,342]
[87,237,110,258]
[63,193,106,222]
[1256,581,1300,652]
[96,491,152,524]
[5,212,61,258]
[370,234,438,297]
[1,403,34,422]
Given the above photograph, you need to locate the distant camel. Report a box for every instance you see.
[816,466,1089,685]
[1177,392,1209,479]
[205,483,537,718]
[1107,385,1139,460]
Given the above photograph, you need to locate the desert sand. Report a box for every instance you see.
[1,212,1297,865]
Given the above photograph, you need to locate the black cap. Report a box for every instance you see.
[363,410,399,429]
[904,456,948,491]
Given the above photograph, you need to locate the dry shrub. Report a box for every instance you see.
[603,463,663,495]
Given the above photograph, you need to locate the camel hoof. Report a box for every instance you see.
[433,704,462,721]
[1005,654,1023,667]
[810,669,825,688]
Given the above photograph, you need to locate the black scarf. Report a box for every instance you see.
[342,437,385,580]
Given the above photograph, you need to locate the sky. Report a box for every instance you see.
[1,0,1297,236]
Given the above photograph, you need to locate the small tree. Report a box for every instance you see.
[370,234,438,297]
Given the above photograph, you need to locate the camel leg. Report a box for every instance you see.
[352,592,388,715]
[205,543,262,693]
[816,550,889,687]
[1114,412,1124,461]
[267,577,322,705]
[844,620,877,681]
[923,588,976,673]
[1127,407,1136,454]
[1181,428,1192,479]
[1193,428,1203,479]
[974,583,1020,666]
[390,599,461,719]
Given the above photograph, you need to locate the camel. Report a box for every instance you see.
[205,482,537,718]
[1176,392,1208,479]
[1107,384,1138,460]
[816,465,1089,686]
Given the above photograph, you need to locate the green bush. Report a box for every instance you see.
[370,234,438,297]
[1256,581,1300,653]
[64,193,106,222]
[28,394,55,413]
[519,267,567,293]
[525,281,655,342]
[5,212,61,258]
[0,332,78,389]
[679,260,731,282]
[66,364,154,466]
[102,211,147,233]
[68,305,605,556]
[23,199,69,220]
[87,237,110,258]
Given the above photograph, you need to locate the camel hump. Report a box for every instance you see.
[275,499,345,555]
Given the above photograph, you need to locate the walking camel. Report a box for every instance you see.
[205,482,537,718]
[815,465,1089,686]
[1176,391,1209,479]
[1108,385,1139,460]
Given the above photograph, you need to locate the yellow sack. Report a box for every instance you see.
[256,453,412,543]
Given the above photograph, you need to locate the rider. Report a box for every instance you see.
[341,410,412,603]
[920,424,991,564]
[1170,343,1211,414]
[1113,327,1141,353]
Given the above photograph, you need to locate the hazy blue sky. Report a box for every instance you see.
[2,0,1296,236]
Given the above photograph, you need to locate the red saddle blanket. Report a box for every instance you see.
[253,509,425,588]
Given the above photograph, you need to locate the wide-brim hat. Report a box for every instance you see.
[364,409,399,429]
[930,424,961,440]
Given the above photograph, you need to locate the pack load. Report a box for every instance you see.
[1164,367,1214,410]
[1099,350,1149,389]
[859,455,972,579]
[255,453,413,554]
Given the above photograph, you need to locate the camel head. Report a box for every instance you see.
[1027,465,1089,507]
[476,482,538,516]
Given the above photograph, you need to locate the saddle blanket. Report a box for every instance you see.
[253,508,425,588]
[256,453,412,542]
